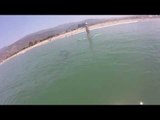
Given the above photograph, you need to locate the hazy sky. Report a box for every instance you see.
[0,15,128,49]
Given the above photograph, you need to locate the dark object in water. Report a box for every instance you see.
[59,50,69,59]
[85,22,90,34]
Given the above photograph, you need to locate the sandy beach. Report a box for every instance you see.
[0,18,148,66]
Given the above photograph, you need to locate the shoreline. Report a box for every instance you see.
[0,18,152,66]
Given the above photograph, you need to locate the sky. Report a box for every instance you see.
[0,15,128,49]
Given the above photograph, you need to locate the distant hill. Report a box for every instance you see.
[0,18,108,63]
[0,15,160,63]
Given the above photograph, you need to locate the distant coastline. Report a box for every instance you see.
[0,16,159,66]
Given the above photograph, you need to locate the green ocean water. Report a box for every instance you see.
[1,19,160,105]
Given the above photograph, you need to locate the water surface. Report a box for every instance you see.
[0,19,160,104]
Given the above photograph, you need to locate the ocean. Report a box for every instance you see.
[0,19,160,104]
